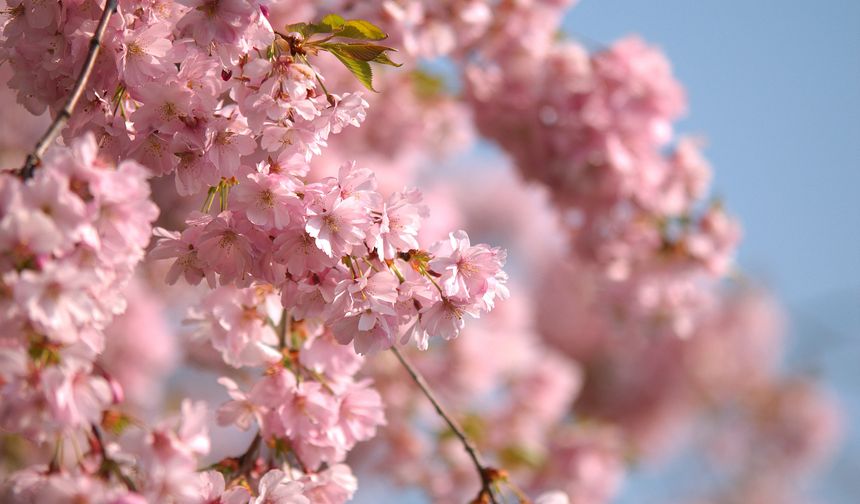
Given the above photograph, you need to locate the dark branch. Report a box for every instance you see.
[91,424,137,491]
[391,346,500,504]
[18,0,119,180]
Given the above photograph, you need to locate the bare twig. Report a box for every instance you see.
[236,432,262,476]
[90,424,137,491]
[18,0,119,180]
[391,346,500,504]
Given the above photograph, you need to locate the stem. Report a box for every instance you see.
[91,424,137,491]
[236,432,262,476]
[390,346,499,504]
[18,0,119,180]
[297,52,335,105]
[277,310,289,349]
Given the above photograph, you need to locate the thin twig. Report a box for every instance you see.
[90,424,137,491]
[18,0,119,180]
[236,432,262,476]
[277,310,289,349]
[391,346,500,504]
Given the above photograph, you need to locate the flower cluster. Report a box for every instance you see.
[3,399,209,503]
[466,35,741,343]
[1,0,368,195]
[199,286,385,484]
[0,134,157,440]
[468,36,734,275]
[0,0,512,500]
[154,162,507,356]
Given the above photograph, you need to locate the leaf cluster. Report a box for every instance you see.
[282,14,402,92]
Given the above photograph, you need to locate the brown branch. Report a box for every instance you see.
[18,0,119,180]
[236,432,262,476]
[90,424,137,491]
[391,346,500,504]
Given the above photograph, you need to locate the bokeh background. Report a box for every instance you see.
[559,2,859,502]
[358,0,860,501]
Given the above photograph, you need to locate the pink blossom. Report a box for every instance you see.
[305,189,371,258]
[331,312,399,355]
[206,113,257,177]
[41,364,112,428]
[417,296,473,343]
[278,380,339,440]
[253,469,309,504]
[334,379,386,447]
[216,376,262,430]
[177,0,263,45]
[374,189,427,260]
[233,172,301,229]
[299,329,364,379]
[144,399,211,465]
[150,224,216,287]
[13,263,96,341]
[120,22,173,87]
[429,230,509,310]
[300,464,358,504]
[199,470,252,504]
[196,212,258,284]
[0,204,63,260]
[189,286,281,367]
[131,79,195,135]
[272,225,336,275]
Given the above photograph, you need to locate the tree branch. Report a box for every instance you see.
[18,0,119,180]
[236,432,262,476]
[391,346,500,504]
[90,424,137,491]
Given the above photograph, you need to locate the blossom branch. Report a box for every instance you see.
[18,0,118,180]
[391,346,501,504]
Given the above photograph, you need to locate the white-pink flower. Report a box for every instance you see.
[233,172,301,230]
[216,377,262,431]
[305,190,370,258]
[120,22,173,86]
[254,469,309,504]
[430,230,509,311]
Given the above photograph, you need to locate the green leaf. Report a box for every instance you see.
[338,19,388,41]
[371,51,402,67]
[327,47,376,91]
[284,22,311,36]
[320,13,346,30]
[285,21,332,37]
[319,42,394,62]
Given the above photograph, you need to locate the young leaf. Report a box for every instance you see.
[327,47,376,91]
[284,22,311,37]
[285,21,332,37]
[321,13,346,30]
[372,51,403,67]
[339,19,388,41]
[319,42,394,62]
